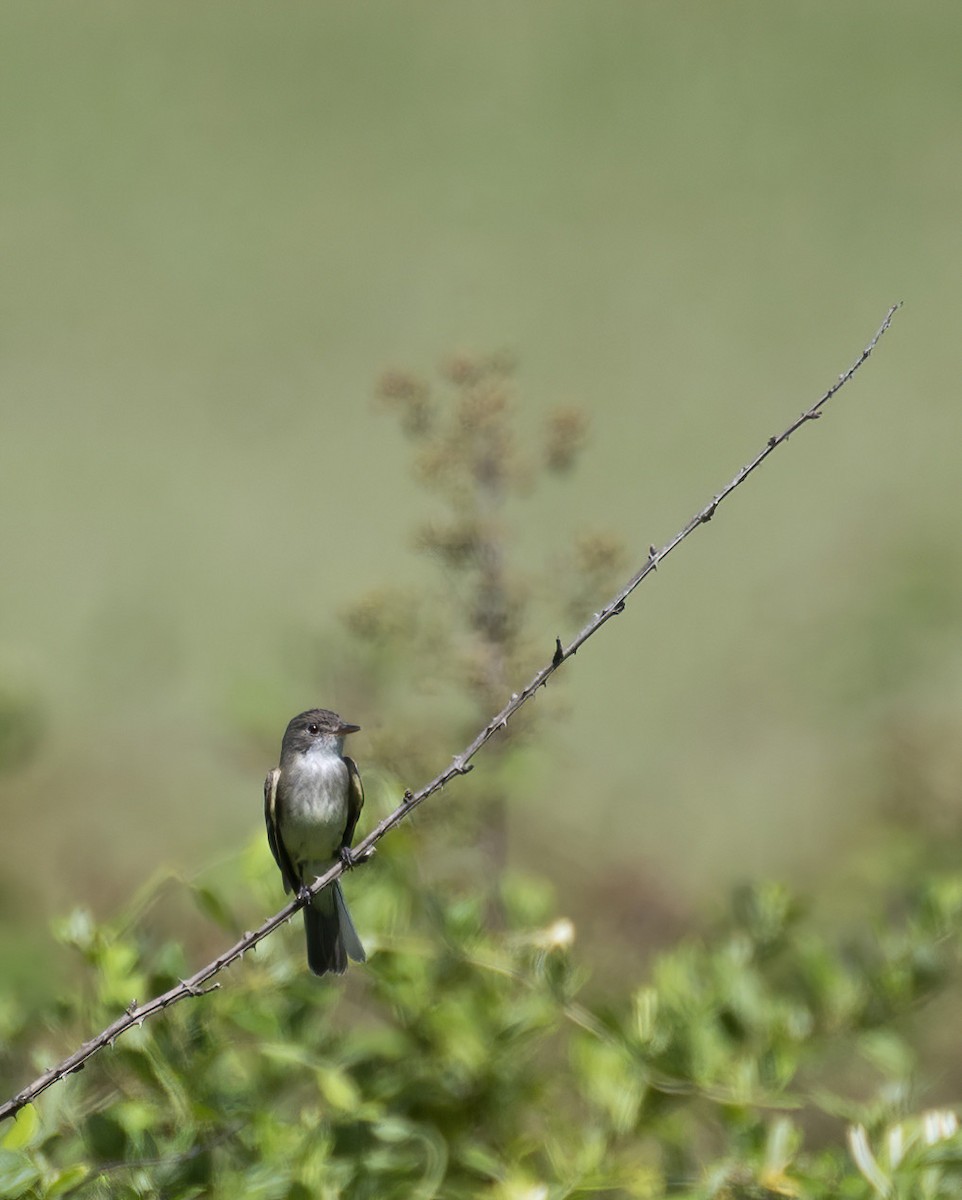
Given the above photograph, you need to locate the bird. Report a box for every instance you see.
[264,708,366,976]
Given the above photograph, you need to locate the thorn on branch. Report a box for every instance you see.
[552,637,564,666]
[612,599,626,614]
[768,436,777,448]
[700,501,717,524]
[403,788,414,803]
[648,546,658,568]
[180,980,220,997]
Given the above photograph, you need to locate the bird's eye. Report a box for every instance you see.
[307,723,320,735]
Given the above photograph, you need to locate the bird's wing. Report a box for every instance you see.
[341,755,365,849]
[264,767,299,894]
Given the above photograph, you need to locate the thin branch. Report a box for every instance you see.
[0,303,901,1125]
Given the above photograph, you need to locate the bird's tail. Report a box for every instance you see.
[304,881,366,977]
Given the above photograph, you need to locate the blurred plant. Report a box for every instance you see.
[333,355,625,886]
[5,822,962,1198]
[847,1109,962,1200]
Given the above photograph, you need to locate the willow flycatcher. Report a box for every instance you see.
[264,708,366,976]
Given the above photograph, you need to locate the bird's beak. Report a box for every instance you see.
[337,721,361,736]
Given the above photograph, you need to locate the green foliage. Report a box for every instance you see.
[4,359,961,1197]
[6,814,962,1198]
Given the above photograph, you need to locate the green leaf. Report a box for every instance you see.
[0,1149,41,1198]
[316,1065,363,1114]
[46,1164,92,1197]
[0,1104,38,1151]
[83,1112,128,1160]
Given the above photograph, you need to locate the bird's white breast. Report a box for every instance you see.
[282,748,349,864]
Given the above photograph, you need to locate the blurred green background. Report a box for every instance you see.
[2,1,960,981]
